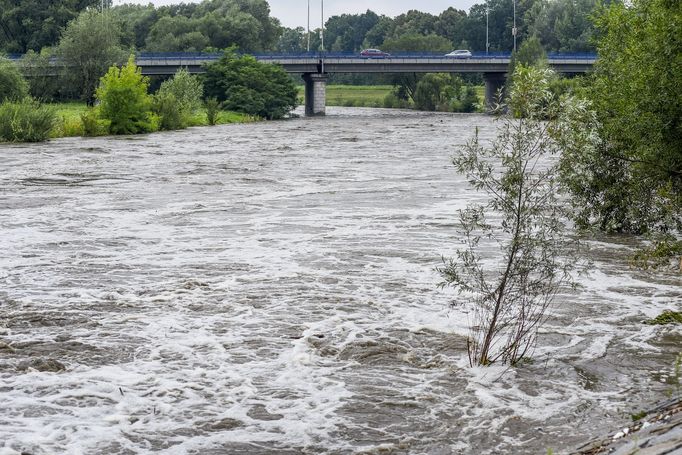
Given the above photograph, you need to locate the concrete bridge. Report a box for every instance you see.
[9,52,596,116]
[135,52,595,116]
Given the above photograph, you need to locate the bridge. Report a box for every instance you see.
[9,52,596,116]
[137,52,595,116]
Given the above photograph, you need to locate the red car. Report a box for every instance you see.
[360,48,391,58]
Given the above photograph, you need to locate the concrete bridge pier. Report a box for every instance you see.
[483,73,507,111]
[302,72,328,117]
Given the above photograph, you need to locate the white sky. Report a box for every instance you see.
[115,1,480,28]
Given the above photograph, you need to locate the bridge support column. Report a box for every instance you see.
[302,73,328,117]
[483,73,507,111]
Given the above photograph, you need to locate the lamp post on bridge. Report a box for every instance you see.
[307,0,311,52]
[320,0,325,52]
[486,0,489,54]
[512,0,517,52]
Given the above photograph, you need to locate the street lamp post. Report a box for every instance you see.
[512,0,517,52]
[320,0,325,52]
[486,1,489,54]
[307,0,311,52]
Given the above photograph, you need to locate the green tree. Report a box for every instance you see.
[96,55,154,134]
[439,66,587,366]
[560,0,682,235]
[202,50,297,120]
[57,9,127,104]
[153,68,203,130]
[19,49,61,101]
[524,0,598,53]
[0,0,100,53]
[0,57,29,102]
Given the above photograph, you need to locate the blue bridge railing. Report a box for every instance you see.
[7,51,597,62]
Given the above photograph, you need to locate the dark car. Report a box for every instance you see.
[360,48,391,58]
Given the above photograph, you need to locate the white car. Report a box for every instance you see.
[445,50,472,59]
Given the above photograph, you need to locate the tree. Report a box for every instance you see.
[96,56,154,134]
[324,10,380,52]
[153,68,203,130]
[57,9,127,104]
[439,66,587,366]
[524,0,598,53]
[0,0,100,53]
[0,57,29,102]
[560,0,682,236]
[202,50,297,120]
[19,49,61,101]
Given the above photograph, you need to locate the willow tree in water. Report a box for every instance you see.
[440,65,592,366]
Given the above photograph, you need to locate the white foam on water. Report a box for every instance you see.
[1,108,679,454]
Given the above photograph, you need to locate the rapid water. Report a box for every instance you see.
[0,107,680,454]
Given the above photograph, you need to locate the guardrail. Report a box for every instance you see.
[7,51,597,63]
[135,51,596,61]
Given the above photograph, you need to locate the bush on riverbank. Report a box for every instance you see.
[203,50,298,120]
[96,56,155,135]
[0,58,29,103]
[153,68,204,130]
[0,98,57,142]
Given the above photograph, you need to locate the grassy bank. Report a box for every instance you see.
[50,102,256,139]
[297,84,485,109]
[297,85,393,108]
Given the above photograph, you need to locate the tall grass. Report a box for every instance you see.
[0,98,57,142]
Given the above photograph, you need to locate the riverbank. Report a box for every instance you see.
[573,397,682,454]
[49,102,257,139]
[296,84,486,109]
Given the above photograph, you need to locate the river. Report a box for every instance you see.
[1,107,680,454]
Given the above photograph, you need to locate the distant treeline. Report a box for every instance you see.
[0,0,599,55]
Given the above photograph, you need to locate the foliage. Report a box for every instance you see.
[144,0,280,52]
[158,68,203,115]
[96,56,154,135]
[413,74,479,113]
[204,97,222,125]
[19,49,61,101]
[0,57,29,102]
[203,50,297,120]
[57,9,127,104]
[560,0,681,240]
[153,91,186,130]
[324,10,380,52]
[0,0,100,53]
[631,237,682,271]
[644,311,682,326]
[80,107,109,137]
[0,98,56,142]
[439,66,587,366]
[383,93,412,109]
[524,0,597,53]
[382,33,452,54]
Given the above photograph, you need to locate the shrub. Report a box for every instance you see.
[59,116,85,137]
[96,56,153,135]
[158,68,203,116]
[0,58,29,103]
[153,91,186,131]
[203,50,297,120]
[80,108,109,137]
[438,66,589,367]
[0,98,56,142]
[205,97,222,125]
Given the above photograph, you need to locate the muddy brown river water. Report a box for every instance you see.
[0,107,680,454]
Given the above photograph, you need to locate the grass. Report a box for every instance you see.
[645,311,682,325]
[47,102,256,139]
[298,85,394,108]
[297,84,486,109]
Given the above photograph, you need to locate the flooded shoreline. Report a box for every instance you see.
[1,107,680,454]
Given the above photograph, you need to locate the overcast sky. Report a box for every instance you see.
[117,0,480,28]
